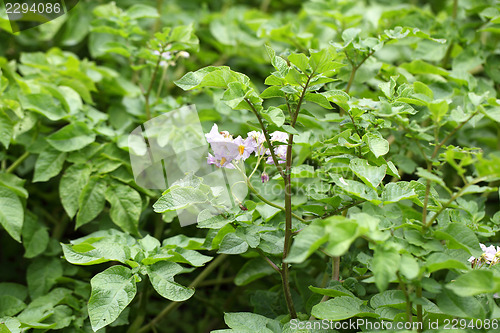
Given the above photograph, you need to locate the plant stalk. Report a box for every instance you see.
[6,151,29,174]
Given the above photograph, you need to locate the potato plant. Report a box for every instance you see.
[1,0,500,332]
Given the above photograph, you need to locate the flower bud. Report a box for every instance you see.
[261,172,269,183]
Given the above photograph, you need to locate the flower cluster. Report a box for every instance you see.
[265,131,288,165]
[205,124,288,169]
[468,243,500,267]
[153,44,190,67]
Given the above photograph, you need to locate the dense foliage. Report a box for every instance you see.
[1,0,500,332]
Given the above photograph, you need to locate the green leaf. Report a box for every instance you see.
[311,296,378,320]
[370,290,406,309]
[416,167,448,190]
[309,284,355,298]
[153,186,207,213]
[0,187,24,242]
[413,81,433,100]
[331,174,380,203]
[17,288,70,328]
[265,45,288,77]
[425,252,468,273]
[429,100,448,123]
[26,257,63,299]
[61,243,113,266]
[33,147,66,183]
[280,124,299,135]
[223,312,278,332]
[446,270,500,297]
[61,233,130,265]
[59,164,92,219]
[262,106,285,127]
[126,4,159,19]
[19,93,66,121]
[288,53,310,73]
[437,289,485,319]
[0,110,13,148]
[175,66,248,91]
[218,233,248,254]
[105,183,141,236]
[324,217,360,256]
[304,92,333,109]
[381,182,417,204]
[400,60,449,76]
[309,48,344,74]
[22,214,49,258]
[379,76,398,99]
[0,295,26,317]
[88,265,137,332]
[235,258,277,286]
[349,158,386,189]
[365,132,389,158]
[197,210,233,229]
[399,254,419,280]
[76,176,107,228]
[146,261,194,301]
[372,243,400,292]
[46,122,96,152]
[221,81,248,109]
[260,86,285,99]
[433,223,482,257]
[0,173,28,199]
[165,247,212,267]
[0,282,28,300]
[286,220,328,263]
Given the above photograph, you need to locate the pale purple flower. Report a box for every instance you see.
[233,136,255,160]
[470,243,500,267]
[271,131,288,143]
[205,124,240,168]
[483,244,498,263]
[207,153,235,169]
[246,131,266,156]
[205,124,233,144]
[265,131,288,164]
[153,50,172,60]
[211,141,240,162]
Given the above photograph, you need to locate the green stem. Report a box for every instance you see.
[333,256,340,281]
[153,0,163,33]
[246,180,305,222]
[137,254,228,333]
[425,178,484,228]
[197,276,234,287]
[143,44,169,120]
[156,64,169,97]
[321,200,365,219]
[6,151,29,174]
[416,285,423,332]
[345,50,375,94]
[421,110,479,230]
[244,98,285,178]
[257,249,281,274]
[397,273,413,323]
[281,74,313,320]
[309,255,340,320]
[127,283,151,333]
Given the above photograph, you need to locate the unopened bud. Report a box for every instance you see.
[261,172,269,183]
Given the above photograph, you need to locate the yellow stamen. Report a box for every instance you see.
[220,157,226,165]
[239,145,245,155]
